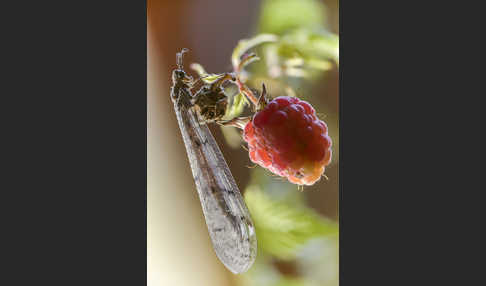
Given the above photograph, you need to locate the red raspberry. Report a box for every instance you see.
[243,96,332,186]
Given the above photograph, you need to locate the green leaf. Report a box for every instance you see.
[244,186,338,260]
[238,53,261,71]
[189,63,227,84]
[254,29,338,84]
[200,74,227,84]
[279,29,339,66]
[258,0,327,35]
[306,58,333,71]
[232,34,278,69]
[225,91,249,119]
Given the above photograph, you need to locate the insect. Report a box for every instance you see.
[170,49,257,274]
[191,72,234,123]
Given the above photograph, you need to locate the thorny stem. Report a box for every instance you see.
[232,53,260,106]
[235,77,259,106]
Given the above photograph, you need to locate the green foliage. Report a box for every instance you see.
[254,0,338,84]
[278,29,339,66]
[187,2,339,283]
[258,0,327,35]
[220,91,248,148]
[189,63,227,84]
[245,186,338,260]
[225,91,249,119]
[258,28,338,82]
[232,34,279,70]
[231,1,339,284]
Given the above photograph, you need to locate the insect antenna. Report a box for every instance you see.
[177,48,189,69]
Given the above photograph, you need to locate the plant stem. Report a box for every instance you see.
[235,77,258,106]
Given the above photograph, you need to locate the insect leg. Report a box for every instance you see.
[210,73,236,91]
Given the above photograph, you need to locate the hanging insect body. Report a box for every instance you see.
[169,49,257,274]
[191,72,235,123]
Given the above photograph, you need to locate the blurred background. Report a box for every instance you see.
[148,0,339,285]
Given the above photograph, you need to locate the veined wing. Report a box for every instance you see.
[172,92,257,274]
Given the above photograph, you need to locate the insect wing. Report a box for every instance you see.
[172,96,257,274]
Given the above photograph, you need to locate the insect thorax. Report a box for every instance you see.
[192,86,228,122]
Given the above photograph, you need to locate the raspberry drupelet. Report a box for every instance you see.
[243,96,332,186]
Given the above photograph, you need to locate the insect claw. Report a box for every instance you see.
[217,116,251,129]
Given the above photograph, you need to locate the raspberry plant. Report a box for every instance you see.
[244,95,332,186]
[186,0,338,284]
[190,34,332,186]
